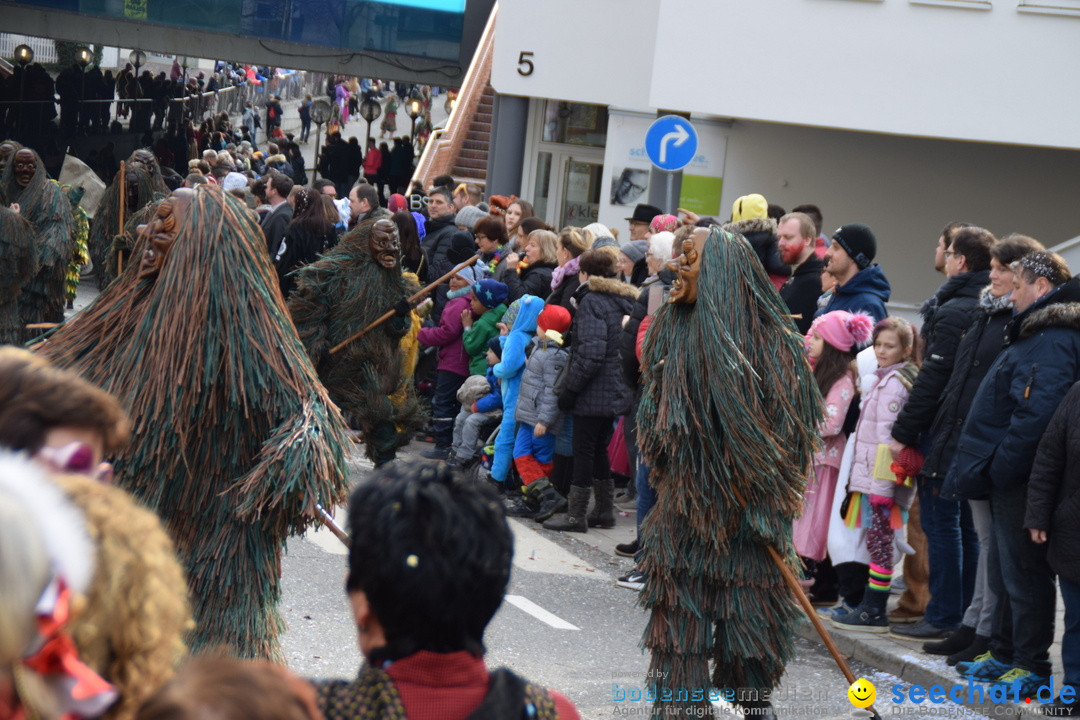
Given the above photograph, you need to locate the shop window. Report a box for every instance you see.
[542,101,608,147]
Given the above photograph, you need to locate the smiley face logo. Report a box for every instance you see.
[848,678,876,708]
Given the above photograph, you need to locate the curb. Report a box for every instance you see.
[796,621,1045,718]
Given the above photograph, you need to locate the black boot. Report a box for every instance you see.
[587,476,615,528]
[923,624,975,656]
[526,478,566,523]
[543,485,589,532]
[946,633,990,666]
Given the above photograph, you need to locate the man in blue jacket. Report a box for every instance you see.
[816,223,891,324]
[949,251,1080,698]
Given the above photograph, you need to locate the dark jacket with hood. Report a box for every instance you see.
[948,277,1080,497]
[423,212,458,275]
[560,276,638,417]
[1026,381,1080,584]
[926,286,1013,482]
[815,264,891,324]
[722,217,790,283]
[892,269,990,448]
[505,260,557,303]
[780,254,825,334]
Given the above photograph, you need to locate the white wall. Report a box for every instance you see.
[720,120,1080,304]
[494,0,1080,149]
[491,0,661,109]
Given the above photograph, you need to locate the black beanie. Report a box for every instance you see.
[487,337,503,359]
[831,223,877,270]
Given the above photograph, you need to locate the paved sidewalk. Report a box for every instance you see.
[558,495,1066,718]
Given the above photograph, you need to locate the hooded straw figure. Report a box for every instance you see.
[636,226,822,719]
[90,150,168,289]
[0,201,37,344]
[288,217,424,466]
[37,185,351,660]
[1,147,74,331]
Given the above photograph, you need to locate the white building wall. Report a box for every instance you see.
[494,0,1080,150]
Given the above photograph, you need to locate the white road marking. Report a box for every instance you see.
[508,518,601,578]
[504,595,579,631]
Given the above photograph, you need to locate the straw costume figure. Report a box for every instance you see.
[288,217,424,466]
[62,183,91,306]
[0,202,37,344]
[90,149,168,289]
[1,147,74,330]
[636,226,822,719]
[38,185,351,660]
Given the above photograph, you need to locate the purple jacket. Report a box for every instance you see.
[418,295,471,376]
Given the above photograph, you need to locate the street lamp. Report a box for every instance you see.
[14,45,33,134]
[77,46,92,135]
[444,92,457,116]
[359,97,381,148]
[406,97,421,146]
[310,98,331,183]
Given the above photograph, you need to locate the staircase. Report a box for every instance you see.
[411,4,496,191]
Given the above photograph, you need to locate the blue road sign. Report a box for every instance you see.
[644,115,698,172]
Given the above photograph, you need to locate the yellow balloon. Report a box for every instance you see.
[848,678,876,709]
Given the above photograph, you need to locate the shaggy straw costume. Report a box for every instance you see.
[62,183,91,303]
[637,227,821,717]
[38,185,350,659]
[0,203,37,344]
[90,161,166,289]
[1,148,74,329]
[288,220,424,465]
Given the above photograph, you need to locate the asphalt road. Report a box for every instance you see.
[277,444,991,720]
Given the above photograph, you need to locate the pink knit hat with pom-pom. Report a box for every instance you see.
[806,310,873,353]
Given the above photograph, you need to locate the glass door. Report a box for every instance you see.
[559,159,603,228]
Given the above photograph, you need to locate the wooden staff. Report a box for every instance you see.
[729,484,879,719]
[116,160,126,275]
[315,503,349,545]
[329,254,480,355]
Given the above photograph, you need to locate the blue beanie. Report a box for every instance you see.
[472,279,509,309]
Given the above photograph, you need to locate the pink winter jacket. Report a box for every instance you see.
[847,361,918,507]
[814,373,856,471]
[417,295,471,377]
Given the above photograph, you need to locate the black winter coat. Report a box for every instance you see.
[948,278,1080,499]
[892,270,990,447]
[780,255,825,335]
[546,272,580,315]
[560,276,637,417]
[505,261,557,303]
[1026,381,1080,583]
[276,223,335,298]
[923,287,1012,480]
[722,217,790,280]
[620,271,675,390]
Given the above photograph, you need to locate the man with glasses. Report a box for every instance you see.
[889,224,996,642]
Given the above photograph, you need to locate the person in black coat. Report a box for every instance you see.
[258,170,294,259]
[546,227,591,314]
[275,188,336,298]
[950,253,1080,688]
[544,250,638,534]
[923,235,1044,663]
[1026,381,1080,715]
[504,229,558,303]
[888,226,996,641]
[777,212,826,334]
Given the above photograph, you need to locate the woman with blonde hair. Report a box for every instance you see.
[505,229,559,302]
